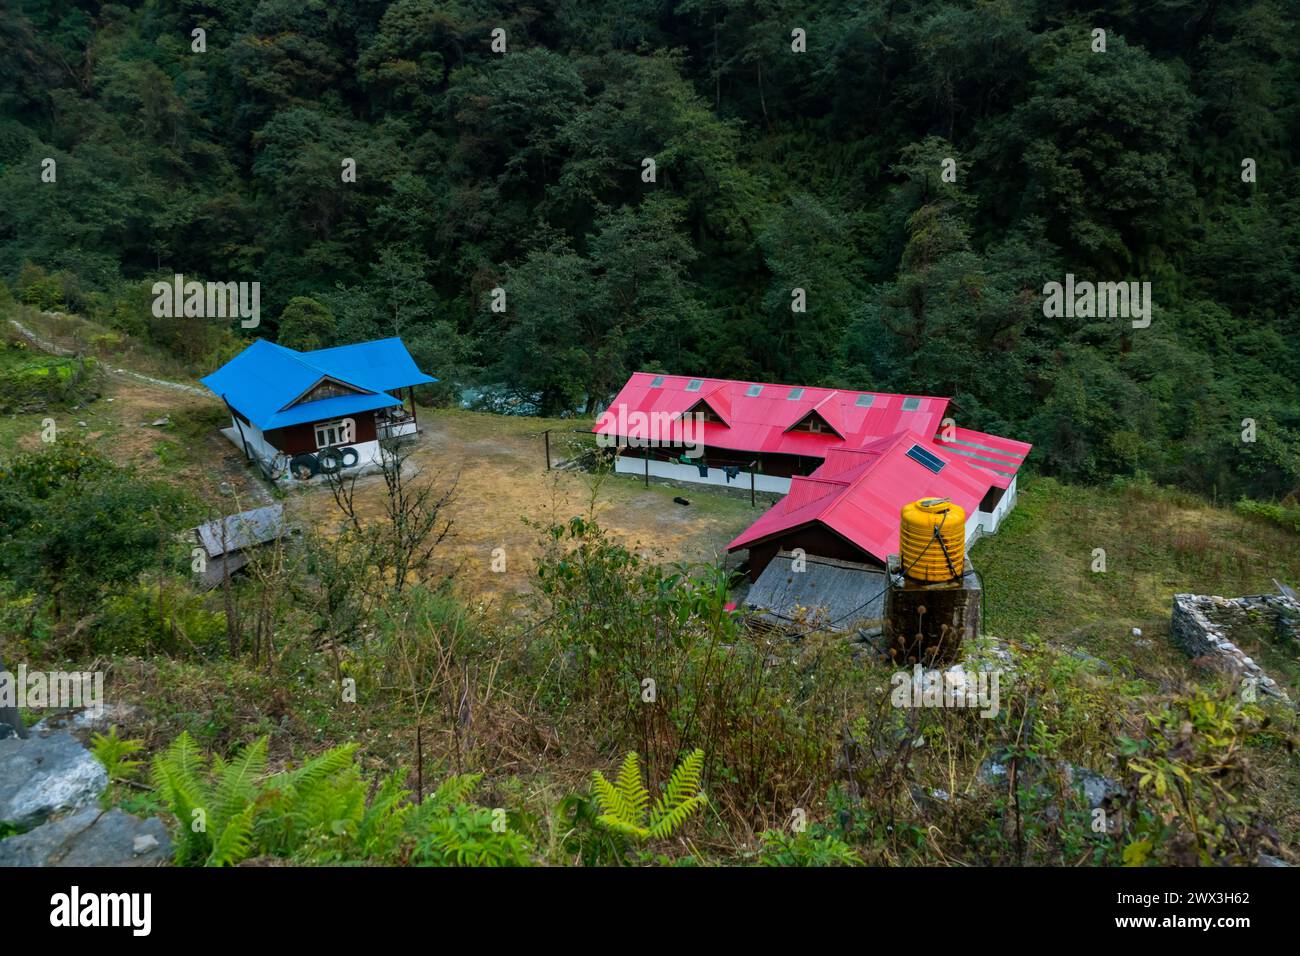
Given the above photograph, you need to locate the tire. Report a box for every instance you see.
[290,453,319,480]
[337,445,359,468]
[316,447,343,474]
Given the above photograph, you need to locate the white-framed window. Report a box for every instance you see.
[314,417,355,449]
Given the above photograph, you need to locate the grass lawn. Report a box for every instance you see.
[978,475,1300,695]
[288,408,765,608]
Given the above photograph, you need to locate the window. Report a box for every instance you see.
[650,375,665,388]
[901,397,922,411]
[685,379,703,392]
[314,418,355,449]
[787,387,804,400]
[905,444,945,474]
[807,417,822,433]
[855,394,874,408]
[745,384,763,397]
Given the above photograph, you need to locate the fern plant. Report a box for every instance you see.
[590,750,707,840]
[90,725,144,782]
[150,731,267,866]
[409,773,533,866]
[148,731,534,866]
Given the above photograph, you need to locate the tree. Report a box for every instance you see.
[276,296,336,351]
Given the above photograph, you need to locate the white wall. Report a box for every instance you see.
[974,475,1017,536]
[223,418,386,477]
[615,454,792,494]
[227,418,277,463]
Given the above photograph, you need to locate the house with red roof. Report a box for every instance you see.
[594,372,1031,579]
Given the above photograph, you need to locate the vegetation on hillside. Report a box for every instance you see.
[1,1,1297,869]
[1,1,1297,499]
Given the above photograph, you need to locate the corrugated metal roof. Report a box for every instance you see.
[728,431,993,564]
[935,427,1032,489]
[195,504,288,557]
[200,338,436,430]
[744,551,886,632]
[303,338,439,394]
[595,372,949,459]
[599,372,1033,566]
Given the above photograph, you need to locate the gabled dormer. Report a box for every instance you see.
[785,393,845,439]
[681,382,732,426]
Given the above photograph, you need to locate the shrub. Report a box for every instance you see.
[1235,498,1300,535]
[96,579,227,655]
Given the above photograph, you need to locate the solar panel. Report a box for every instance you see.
[906,444,945,474]
[901,397,921,411]
[650,375,665,387]
[745,384,763,397]
[788,387,804,400]
[855,394,874,408]
[685,379,703,392]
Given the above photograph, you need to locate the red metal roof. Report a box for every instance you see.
[727,431,1001,564]
[935,427,1031,489]
[594,372,950,458]
[596,372,1033,565]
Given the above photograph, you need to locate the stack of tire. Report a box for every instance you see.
[289,446,358,480]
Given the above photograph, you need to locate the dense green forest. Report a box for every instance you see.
[1,0,1297,499]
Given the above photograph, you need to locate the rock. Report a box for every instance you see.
[0,730,108,828]
[977,758,1009,786]
[1063,763,1125,809]
[1132,627,1142,638]
[1258,853,1291,867]
[33,704,139,736]
[133,833,159,854]
[1068,648,1112,674]
[151,417,170,427]
[1171,593,1293,703]
[0,807,171,866]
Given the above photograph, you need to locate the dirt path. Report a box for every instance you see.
[8,316,209,396]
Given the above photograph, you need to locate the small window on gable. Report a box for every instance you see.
[902,397,922,411]
[807,416,822,433]
[788,387,804,400]
[855,394,874,408]
[650,375,665,388]
[745,384,763,397]
[685,379,703,392]
[905,444,945,474]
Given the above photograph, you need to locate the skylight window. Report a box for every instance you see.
[906,444,945,474]
[650,375,665,388]
[901,397,922,411]
[855,394,874,408]
[685,379,703,392]
[788,387,805,400]
[745,384,763,397]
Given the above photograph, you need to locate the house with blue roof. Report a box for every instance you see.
[200,338,437,479]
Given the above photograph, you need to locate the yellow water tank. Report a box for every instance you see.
[900,497,966,582]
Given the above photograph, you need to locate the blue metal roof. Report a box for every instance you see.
[200,337,437,431]
[303,338,438,393]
